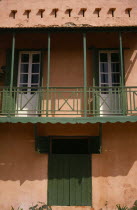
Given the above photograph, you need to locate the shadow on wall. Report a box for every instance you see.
[92,122,137,177]
[0,122,137,183]
[123,32,137,83]
[0,123,48,185]
[125,50,137,82]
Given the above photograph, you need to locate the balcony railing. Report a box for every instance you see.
[0,86,137,117]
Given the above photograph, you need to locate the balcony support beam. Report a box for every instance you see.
[10,32,15,90]
[83,33,87,117]
[46,33,51,117]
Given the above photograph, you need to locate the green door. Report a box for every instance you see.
[48,155,91,206]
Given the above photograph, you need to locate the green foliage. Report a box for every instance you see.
[11,207,23,210]
[11,202,52,210]
[29,202,52,210]
[116,204,129,210]
[131,207,137,210]
[130,200,137,210]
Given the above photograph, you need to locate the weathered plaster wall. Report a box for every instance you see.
[92,122,137,209]
[0,0,137,27]
[124,33,137,86]
[0,122,137,209]
[0,123,48,210]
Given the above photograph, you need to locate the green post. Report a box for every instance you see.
[119,32,124,86]
[8,33,16,116]
[119,32,126,115]
[83,33,87,117]
[92,47,96,116]
[10,33,15,91]
[46,33,51,117]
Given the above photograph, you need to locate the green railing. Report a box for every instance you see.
[0,86,137,117]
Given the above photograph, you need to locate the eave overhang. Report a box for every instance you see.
[0,116,137,124]
[0,26,137,33]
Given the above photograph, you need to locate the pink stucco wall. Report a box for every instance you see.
[0,122,137,209]
[0,0,137,27]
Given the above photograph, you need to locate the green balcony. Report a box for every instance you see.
[0,86,137,118]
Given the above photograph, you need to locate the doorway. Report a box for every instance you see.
[17,51,41,116]
[48,154,91,206]
[99,51,121,115]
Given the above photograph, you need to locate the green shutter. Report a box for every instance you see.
[40,51,44,86]
[5,49,19,86]
[48,155,91,206]
[13,50,19,86]
[35,136,50,153]
[92,47,99,116]
[92,47,99,87]
[2,49,19,115]
[89,136,100,154]
[5,50,11,86]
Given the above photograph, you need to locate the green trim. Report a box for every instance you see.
[1,116,137,124]
[83,33,87,117]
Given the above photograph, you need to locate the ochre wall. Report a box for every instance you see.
[0,0,137,27]
[0,123,48,210]
[92,122,137,209]
[0,122,137,209]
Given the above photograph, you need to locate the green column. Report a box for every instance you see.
[47,33,51,88]
[83,33,87,117]
[119,32,124,86]
[119,32,126,115]
[46,33,51,117]
[10,33,15,90]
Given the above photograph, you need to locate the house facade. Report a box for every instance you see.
[0,0,137,209]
